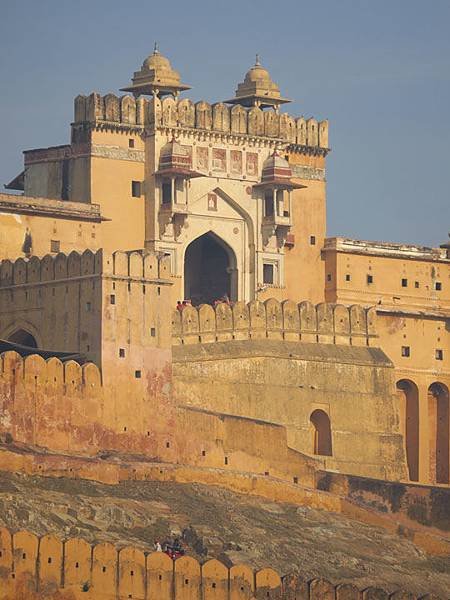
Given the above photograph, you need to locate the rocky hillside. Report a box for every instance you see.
[0,471,449,596]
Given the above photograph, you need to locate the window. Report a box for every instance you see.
[263,263,274,284]
[367,274,373,284]
[327,274,332,282]
[110,294,116,305]
[435,281,442,291]
[85,302,91,312]
[150,327,156,337]
[207,193,217,211]
[50,240,60,253]
[162,180,172,204]
[128,138,135,148]
[310,235,316,245]
[401,346,410,357]
[415,281,419,288]
[131,181,142,197]
[119,348,125,358]
[345,274,351,282]
[435,349,443,360]
[135,370,141,379]
[264,191,274,216]
[401,278,408,287]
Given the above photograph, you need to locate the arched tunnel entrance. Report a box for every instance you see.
[7,329,38,348]
[184,232,237,306]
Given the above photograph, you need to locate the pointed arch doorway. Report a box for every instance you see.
[184,232,237,306]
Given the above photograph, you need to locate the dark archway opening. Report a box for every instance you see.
[184,232,236,306]
[397,379,419,482]
[8,329,38,348]
[310,409,333,456]
[428,383,449,484]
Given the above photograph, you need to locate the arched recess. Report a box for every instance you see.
[3,323,40,349]
[183,231,237,306]
[428,382,449,484]
[213,187,256,299]
[310,409,332,456]
[396,379,419,482]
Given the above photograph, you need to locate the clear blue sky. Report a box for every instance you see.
[1,0,449,246]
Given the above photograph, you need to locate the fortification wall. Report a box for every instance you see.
[172,308,407,481]
[0,349,321,487]
[172,300,378,347]
[73,93,329,149]
[0,527,441,599]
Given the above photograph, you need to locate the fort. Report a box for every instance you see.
[0,48,449,598]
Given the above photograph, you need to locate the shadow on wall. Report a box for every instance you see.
[0,527,435,600]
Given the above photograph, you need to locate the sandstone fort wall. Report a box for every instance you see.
[0,527,442,600]
[73,94,329,148]
[172,300,377,346]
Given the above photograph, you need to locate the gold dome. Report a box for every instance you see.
[225,55,290,109]
[121,45,191,98]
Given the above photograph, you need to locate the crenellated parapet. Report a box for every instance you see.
[73,93,329,150]
[172,299,377,346]
[0,526,430,600]
[0,249,171,288]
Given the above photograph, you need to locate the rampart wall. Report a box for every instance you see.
[0,349,321,487]
[172,300,377,346]
[73,93,329,148]
[0,527,442,600]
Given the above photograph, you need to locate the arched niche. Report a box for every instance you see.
[428,382,449,484]
[396,379,419,482]
[310,409,332,456]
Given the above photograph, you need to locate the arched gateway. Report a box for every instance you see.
[184,232,237,306]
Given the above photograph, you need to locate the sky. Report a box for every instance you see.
[0,0,449,246]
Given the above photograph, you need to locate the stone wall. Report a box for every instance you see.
[0,350,321,487]
[173,338,406,481]
[0,527,440,599]
[172,300,377,346]
[73,93,329,148]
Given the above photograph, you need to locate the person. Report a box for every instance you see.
[154,540,162,552]
[176,301,183,312]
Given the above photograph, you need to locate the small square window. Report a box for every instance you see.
[345,274,351,282]
[86,301,91,311]
[119,348,125,358]
[401,346,410,357]
[401,278,408,287]
[135,370,141,379]
[435,281,442,291]
[128,138,135,148]
[150,327,156,337]
[263,263,274,285]
[367,274,373,284]
[50,240,60,253]
[131,181,142,197]
[310,235,316,245]
[415,281,419,288]
[110,294,116,305]
[327,274,332,282]
[435,349,443,360]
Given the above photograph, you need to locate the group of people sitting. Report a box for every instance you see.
[153,537,185,560]
[176,295,233,311]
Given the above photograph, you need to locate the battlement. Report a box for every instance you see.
[0,525,440,599]
[172,300,377,346]
[0,249,171,288]
[73,93,329,150]
[0,350,101,388]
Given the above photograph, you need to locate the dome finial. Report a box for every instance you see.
[153,41,159,55]
[255,53,260,66]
